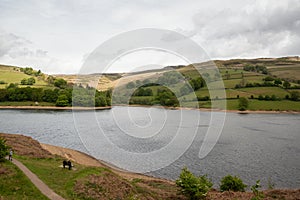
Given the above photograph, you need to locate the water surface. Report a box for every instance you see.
[0,107,299,188]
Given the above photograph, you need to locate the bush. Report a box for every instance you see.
[20,77,36,85]
[54,78,67,88]
[176,167,213,200]
[251,180,264,200]
[0,137,9,162]
[290,91,300,101]
[238,97,249,111]
[56,94,69,107]
[220,175,247,192]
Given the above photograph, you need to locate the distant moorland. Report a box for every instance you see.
[0,56,300,111]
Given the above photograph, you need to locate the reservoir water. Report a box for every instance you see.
[0,107,299,188]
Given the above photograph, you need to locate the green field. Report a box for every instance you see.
[0,65,50,89]
[0,161,48,199]
[197,99,300,111]
[0,101,55,106]
[236,87,289,98]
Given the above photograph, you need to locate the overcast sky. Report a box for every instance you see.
[0,0,299,74]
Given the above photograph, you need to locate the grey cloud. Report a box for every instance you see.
[191,0,300,58]
[0,32,48,59]
[0,33,29,57]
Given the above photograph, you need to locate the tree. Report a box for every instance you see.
[274,79,282,86]
[238,97,249,111]
[0,137,9,162]
[21,77,35,85]
[34,69,42,76]
[283,81,291,89]
[190,78,204,90]
[56,94,69,107]
[27,77,36,85]
[271,95,277,101]
[54,78,67,89]
[263,76,274,82]
[176,167,213,200]
[47,75,55,84]
[144,88,153,96]
[21,78,27,85]
[225,71,230,80]
[290,91,300,101]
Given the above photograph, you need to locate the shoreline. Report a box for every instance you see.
[0,105,112,111]
[0,104,299,114]
[40,143,174,184]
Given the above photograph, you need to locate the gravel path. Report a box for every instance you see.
[10,158,65,200]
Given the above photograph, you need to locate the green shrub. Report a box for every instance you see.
[220,175,247,192]
[55,94,69,107]
[251,180,264,200]
[176,167,213,200]
[0,137,9,161]
[238,97,249,111]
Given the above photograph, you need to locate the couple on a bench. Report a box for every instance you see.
[63,160,73,170]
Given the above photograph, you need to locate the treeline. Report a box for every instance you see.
[129,87,179,106]
[0,84,111,107]
[126,71,206,107]
[235,76,300,89]
[19,67,42,77]
[243,64,268,74]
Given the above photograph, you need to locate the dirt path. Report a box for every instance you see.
[10,158,65,200]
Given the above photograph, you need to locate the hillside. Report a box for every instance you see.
[96,56,300,111]
[55,56,300,91]
[0,64,51,89]
[0,56,299,111]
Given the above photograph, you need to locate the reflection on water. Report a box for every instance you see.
[0,107,299,188]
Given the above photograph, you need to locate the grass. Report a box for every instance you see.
[181,99,300,111]
[0,160,49,200]
[0,101,55,106]
[268,64,300,81]
[0,65,51,89]
[247,99,300,111]
[223,99,300,111]
[236,87,289,98]
[16,155,107,199]
[14,155,179,200]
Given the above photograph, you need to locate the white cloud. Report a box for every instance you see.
[0,0,299,73]
[191,0,300,58]
[0,31,78,74]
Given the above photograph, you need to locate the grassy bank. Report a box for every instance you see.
[0,101,55,106]
[15,155,182,200]
[1,133,300,200]
[0,161,48,200]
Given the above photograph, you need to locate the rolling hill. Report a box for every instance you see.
[0,56,299,111]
